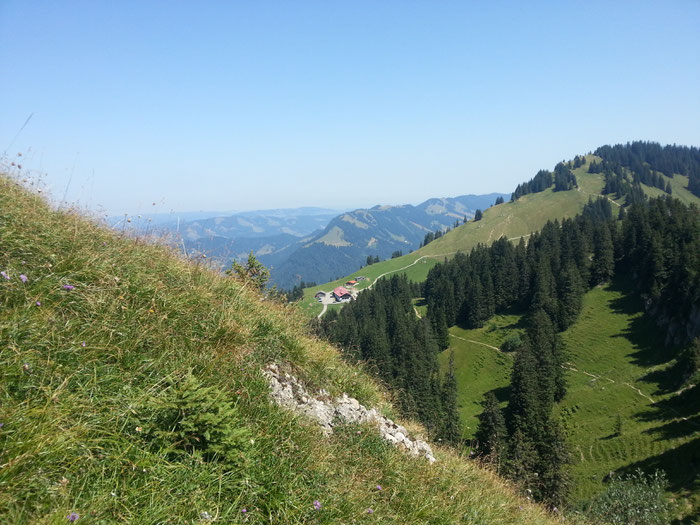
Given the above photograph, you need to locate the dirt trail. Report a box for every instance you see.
[577,186,621,207]
[449,333,502,353]
[367,253,456,290]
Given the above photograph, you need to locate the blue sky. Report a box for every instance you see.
[1,1,699,216]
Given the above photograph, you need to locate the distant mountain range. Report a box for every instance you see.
[268,193,507,288]
[114,195,507,289]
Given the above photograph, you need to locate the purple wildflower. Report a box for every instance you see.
[241,508,247,513]
[20,274,28,283]
[0,422,4,429]
[81,342,86,347]
[62,285,75,290]
[366,508,374,514]
[36,301,41,306]
[376,485,382,491]
[313,500,322,511]
[66,512,80,522]
[1,271,9,280]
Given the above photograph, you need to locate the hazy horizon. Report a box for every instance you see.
[2,2,699,215]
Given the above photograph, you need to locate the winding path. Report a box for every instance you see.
[367,253,456,290]
[449,333,502,353]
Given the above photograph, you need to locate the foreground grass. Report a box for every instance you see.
[440,282,700,522]
[0,174,564,524]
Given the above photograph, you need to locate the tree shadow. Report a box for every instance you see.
[489,385,511,405]
[636,385,700,441]
[606,278,682,395]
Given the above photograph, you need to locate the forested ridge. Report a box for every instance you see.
[593,141,700,199]
[316,144,700,511]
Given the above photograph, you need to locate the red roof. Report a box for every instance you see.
[346,280,357,285]
[333,286,351,297]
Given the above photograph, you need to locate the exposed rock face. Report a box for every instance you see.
[263,364,436,463]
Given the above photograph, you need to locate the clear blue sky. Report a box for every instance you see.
[2,1,699,216]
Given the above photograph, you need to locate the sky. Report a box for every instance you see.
[1,1,699,216]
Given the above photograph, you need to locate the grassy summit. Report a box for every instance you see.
[0,174,564,524]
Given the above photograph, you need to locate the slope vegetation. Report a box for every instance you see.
[0,174,563,524]
[439,282,700,520]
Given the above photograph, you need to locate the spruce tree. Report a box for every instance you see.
[438,352,462,446]
[474,391,507,471]
[591,224,615,285]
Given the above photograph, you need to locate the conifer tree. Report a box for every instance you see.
[438,352,462,446]
[474,391,507,470]
[591,224,615,285]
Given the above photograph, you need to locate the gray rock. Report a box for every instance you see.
[263,364,436,463]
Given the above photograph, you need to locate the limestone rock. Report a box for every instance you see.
[263,364,436,463]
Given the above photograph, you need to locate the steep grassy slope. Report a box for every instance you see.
[438,282,700,521]
[0,175,565,524]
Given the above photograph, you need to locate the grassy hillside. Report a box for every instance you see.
[0,174,566,524]
[302,156,613,315]
[438,282,700,521]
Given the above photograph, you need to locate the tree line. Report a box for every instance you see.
[593,141,700,198]
[511,162,578,201]
[315,275,461,444]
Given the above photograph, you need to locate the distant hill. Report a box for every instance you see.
[302,146,700,316]
[270,193,507,288]
[177,207,341,241]
[111,207,343,274]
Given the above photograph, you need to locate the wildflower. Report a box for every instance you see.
[20,274,28,283]
[366,508,374,514]
[135,427,142,433]
[1,271,9,280]
[313,500,322,511]
[66,512,79,522]
[0,423,4,429]
[62,285,75,290]
[241,508,247,513]
[81,342,86,347]
[36,301,41,306]
[199,511,212,520]
[22,363,30,372]
[376,485,382,491]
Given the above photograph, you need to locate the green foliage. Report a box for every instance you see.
[500,333,522,352]
[140,373,252,467]
[582,470,671,525]
[226,251,270,291]
[474,209,483,221]
[437,352,462,446]
[474,392,507,469]
[318,274,446,433]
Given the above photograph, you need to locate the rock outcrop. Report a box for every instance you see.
[263,363,436,463]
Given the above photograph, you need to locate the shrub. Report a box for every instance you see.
[140,373,252,467]
[583,469,671,525]
[500,333,522,352]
